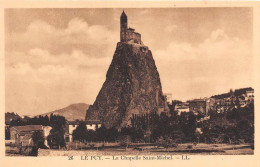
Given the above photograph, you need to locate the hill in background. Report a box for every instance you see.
[36,103,89,121]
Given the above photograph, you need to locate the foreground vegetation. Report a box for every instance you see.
[71,102,254,145]
[6,100,254,156]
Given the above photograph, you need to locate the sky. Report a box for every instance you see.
[5,8,253,116]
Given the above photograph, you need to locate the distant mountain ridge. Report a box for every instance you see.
[36,103,89,121]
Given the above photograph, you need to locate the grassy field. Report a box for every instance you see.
[35,143,254,156]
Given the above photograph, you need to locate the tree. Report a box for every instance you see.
[9,114,51,126]
[72,122,87,141]
[120,126,143,142]
[32,131,45,148]
[50,114,66,129]
[10,118,26,126]
[179,112,197,142]
[47,129,66,149]
[106,127,119,142]
[85,130,97,142]
[47,114,66,149]
[96,125,108,142]
[43,115,50,126]
[29,131,46,156]
[5,126,10,140]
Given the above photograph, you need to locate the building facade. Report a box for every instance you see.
[10,125,51,146]
[188,98,214,115]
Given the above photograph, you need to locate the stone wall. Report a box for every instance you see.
[126,30,141,44]
[121,28,142,44]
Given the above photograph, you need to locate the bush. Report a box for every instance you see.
[47,130,66,149]
[156,136,178,149]
[32,131,46,148]
[187,145,193,149]
[72,122,87,141]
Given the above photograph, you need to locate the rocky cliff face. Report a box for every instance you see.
[86,42,169,128]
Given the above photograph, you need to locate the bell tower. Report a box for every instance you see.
[120,10,127,42]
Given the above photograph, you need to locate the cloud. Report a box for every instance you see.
[7,47,111,67]
[6,18,118,58]
[154,29,253,100]
[139,9,150,15]
[5,17,118,115]
[5,60,106,116]
[5,15,253,115]
[5,46,112,115]
[27,20,56,34]
[165,25,178,33]
[210,29,228,41]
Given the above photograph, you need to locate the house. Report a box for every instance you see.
[175,103,190,115]
[188,98,214,115]
[246,90,254,97]
[245,90,254,102]
[10,125,51,147]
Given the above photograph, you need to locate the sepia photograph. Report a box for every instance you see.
[3,6,257,159]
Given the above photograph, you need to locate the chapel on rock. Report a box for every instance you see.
[120,11,143,44]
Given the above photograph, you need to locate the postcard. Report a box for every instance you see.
[1,1,260,167]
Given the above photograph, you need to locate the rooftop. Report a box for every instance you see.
[11,125,43,131]
[68,120,101,125]
[188,99,207,102]
[128,27,135,31]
